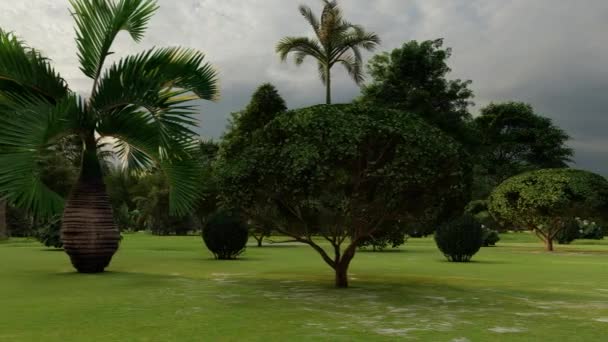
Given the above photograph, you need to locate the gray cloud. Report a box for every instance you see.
[2,0,607,174]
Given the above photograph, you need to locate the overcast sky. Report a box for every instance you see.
[2,0,607,174]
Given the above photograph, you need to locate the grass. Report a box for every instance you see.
[1,232,608,341]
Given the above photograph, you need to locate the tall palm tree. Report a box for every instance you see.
[276,0,380,104]
[0,0,219,273]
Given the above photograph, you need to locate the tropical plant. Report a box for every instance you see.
[276,0,380,104]
[488,169,608,251]
[435,215,484,262]
[0,0,218,272]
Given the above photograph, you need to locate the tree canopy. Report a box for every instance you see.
[488,169,608,251]
[473,102,573,196]
[359,39,474,142]
[216,103,471,287]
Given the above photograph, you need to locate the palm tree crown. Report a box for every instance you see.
[0,0,219,272]
[276,0,380,104]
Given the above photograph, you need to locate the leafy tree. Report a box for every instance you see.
[0,0,219,272]
[195,140,221,227]
[473,102,573,197]
[488,169,608,251]
[219,84,288,243]
[357,221,408,251]
[216,104,471,287]
[230,83,287,134]
[360,39,474,142]
[276,0,380,104]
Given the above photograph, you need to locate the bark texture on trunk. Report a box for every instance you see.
[61,139,119,273]
[0,199,7,240]
[61,177,120,273]
[545,238,554,252]
[335,264,348,288]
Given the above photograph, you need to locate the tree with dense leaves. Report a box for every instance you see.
[216,104,471,288]
[221,84,288,245]
[473,102,573,197]
[0,0,218,273]
[360,39,474,142]
[488,169,608,251]
[276,0,380,104]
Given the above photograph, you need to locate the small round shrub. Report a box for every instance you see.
[202,210,249,260]
[482,227,500,247]
[435,215,483,262]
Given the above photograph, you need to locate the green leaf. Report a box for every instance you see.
[0,94,83,217]
[0,29,68,101]
[69,0,158,80]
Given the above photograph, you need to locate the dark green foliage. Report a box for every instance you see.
[35,216,62,248]
[473,102,573,198]
[358,221,408,251]
[556,220,580,245]
[233,83,286,134]
[482,227,500,247]
[360,39,474,143]
[202,210,248,260]
[217,103,471,287]
[557,218,604,244]
[465,200,505,232]
[435,215,484,262]
[488,169,608,251]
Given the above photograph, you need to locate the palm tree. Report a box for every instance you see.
[0,0,219,273]
[276,0,380,104]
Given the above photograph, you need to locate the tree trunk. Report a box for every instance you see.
[325,65,332,105]
[0,199,7,241]
[335,263,348,288]
[545,238,554,252]
[256,236,263,247]
[61,139,120,273]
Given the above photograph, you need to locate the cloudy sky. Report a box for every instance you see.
[2,0,607,174]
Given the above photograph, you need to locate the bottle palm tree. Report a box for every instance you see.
[0,0,219,273]
[276,0,380,104]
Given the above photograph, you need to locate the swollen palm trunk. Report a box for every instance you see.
[61,148,120,273]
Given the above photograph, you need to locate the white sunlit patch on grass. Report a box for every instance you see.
[488,326,527,333]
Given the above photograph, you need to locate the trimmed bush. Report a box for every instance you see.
[202,211,248,260]
[482,227,500,246]
[435,215,483,262]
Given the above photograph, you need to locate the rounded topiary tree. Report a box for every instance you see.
[488,169,608,251]
[435,215,483,262]
[202,211,249,260]
[216,103,471,287]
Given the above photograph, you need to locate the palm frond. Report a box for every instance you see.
[276,37,325,62]
[0,29,68,101]
[0,94,83,217]
[69,0,158,80]
[299,5,320,36]
[97,107,202,215]
[336,53,364,84]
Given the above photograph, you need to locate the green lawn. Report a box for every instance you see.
[1,233,608,341]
